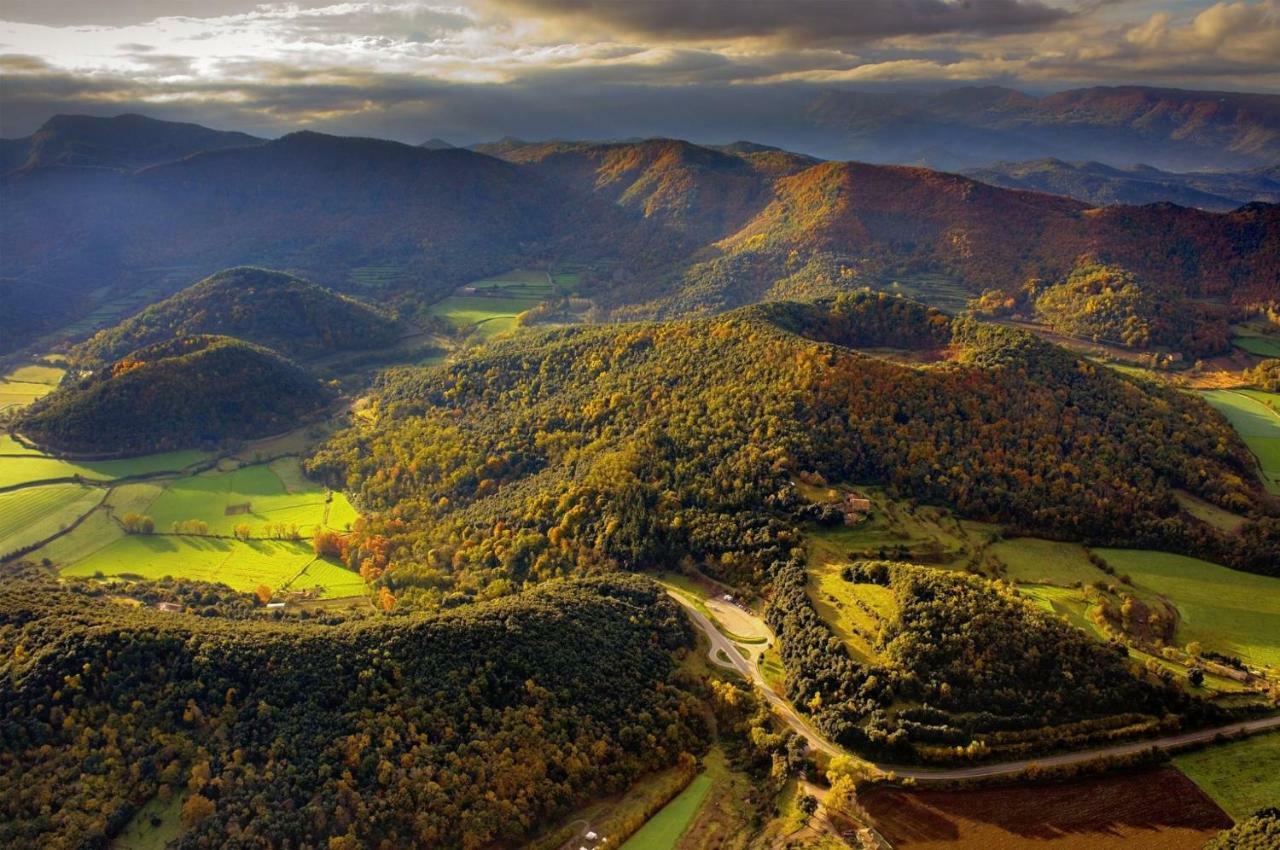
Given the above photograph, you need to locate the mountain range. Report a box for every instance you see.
[3,110,1279,356]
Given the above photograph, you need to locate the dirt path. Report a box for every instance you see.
[669,592,1280,782]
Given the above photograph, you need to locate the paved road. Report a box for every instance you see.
[670,591,1280,782]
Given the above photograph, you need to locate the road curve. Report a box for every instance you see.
[669,591,1280,782]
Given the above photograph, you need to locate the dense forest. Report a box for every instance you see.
[21,335,329,454]
[0,573,705,849]
[308,292,1279,614]
[72,267,400,366]
[765,558,1216,762]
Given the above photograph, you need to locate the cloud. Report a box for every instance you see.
[481,0,1074,44]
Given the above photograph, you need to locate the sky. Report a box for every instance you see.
[1,0,1279,142]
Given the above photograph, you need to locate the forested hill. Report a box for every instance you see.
[72,267,400,366]
[0,573,704,849]
[307,292,1280,610]
[21,335,329,454]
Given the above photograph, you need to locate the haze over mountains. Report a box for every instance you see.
[3,101,1279,356]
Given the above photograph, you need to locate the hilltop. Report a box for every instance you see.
[72,267,401,366]
[308,292,1279,611]
[0,113,262,175]
[21,335,329,454]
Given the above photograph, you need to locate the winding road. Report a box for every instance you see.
[669,591,1280,782]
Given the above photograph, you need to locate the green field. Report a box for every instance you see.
[1200,389,1280,494]
[428,294,543,339]
[1232,334,1280,357]
[0,360,64,412]
[0,433,45,455]
[1096,549,1280,668]
[147,460,334,536]
[60,535,358,598]
[991,537,1102,585]
[619,774,712,850]
[0,483,102,555]
[0,449,209,488]
[806,560,895,663]
[1175,731,1280,820]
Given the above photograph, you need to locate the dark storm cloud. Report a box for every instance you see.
[485,0,1074,43]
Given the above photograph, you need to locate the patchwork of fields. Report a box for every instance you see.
[3,430,364,600]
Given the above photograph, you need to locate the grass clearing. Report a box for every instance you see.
[1232,334,1280,358]
[62,536,317,594]
[807,559,894,663]
[110,792,184,850]
[282,557,366,598]
[1174,491,1247,533]
[619,773,713,850]
[1095,549,1280,669]
[1174,731,1280,821]
[862,767,1231,849]
[0,484,103,555]
[990,538,1102,585]
[1200,389,1280,494]
[147,460,333,536]
[0,361,65,413]
[428,294,543,338]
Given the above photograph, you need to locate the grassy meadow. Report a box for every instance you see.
[0,483,103,555]
[990,537,1100,585]
[0,361,64,413]
[618,773,712,850]
[1095,549,1280,669]
[1199,389,1280,494]
[1174,731,1280,821]
[428,268,575,340]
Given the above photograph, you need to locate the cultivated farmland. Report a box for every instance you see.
[0,483,102,556]
[861,767,1232,849]
[0,361,64,413]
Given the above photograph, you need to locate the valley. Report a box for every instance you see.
[3,107,1280,850]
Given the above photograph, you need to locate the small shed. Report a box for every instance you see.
[155,602,182,613]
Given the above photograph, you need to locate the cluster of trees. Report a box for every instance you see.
[121,512,155,534]
[1205,808,1280,849]
[307,292,1279,615]
[73,268,401,367]
[21,335,329,454]
[766,558,1220,763]
[1029,262,1232,356]
[0,573,705,849]
[233,522,302,541]
[1245,358,1280,392]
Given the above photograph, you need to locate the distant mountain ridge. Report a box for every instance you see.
[0,113,262,175]
[803,85,1280,171]
[3,113,1279,357]
[963,159,1280,211]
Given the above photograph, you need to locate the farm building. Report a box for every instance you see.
[155,601,182,613]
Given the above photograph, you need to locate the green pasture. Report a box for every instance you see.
[0,449,208,488]
[283,558,366,598]
[619,774,713,850]
[429,294,543,338]
[0,484,102,555]
[1096,548,1280,669]
[146,459,335,536]
[1233,334,1280,358]
[1175,731,1280,820]
[0,434,43,455]
[1200,389,1280,494]
[991,537,1102,585]
[62,535,321,594]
